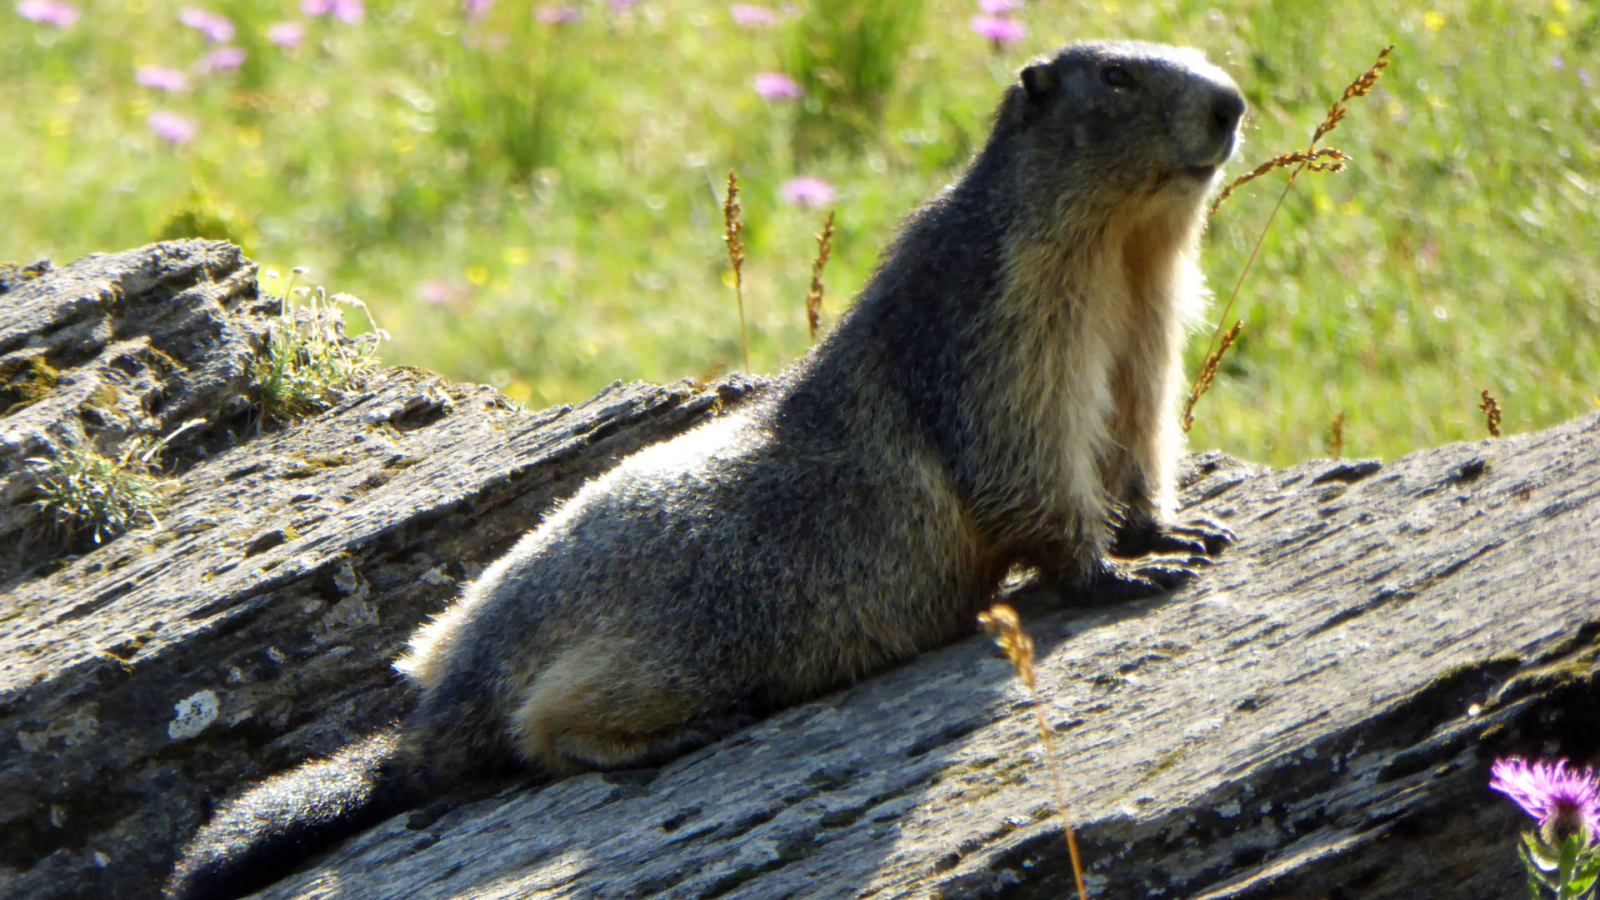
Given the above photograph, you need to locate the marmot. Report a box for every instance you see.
[168,40,1244,899]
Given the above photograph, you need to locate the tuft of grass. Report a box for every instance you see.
[722,171,751,374]
[29,419,205,545]
[785,0,926,161]
[1479,389,1503,438]
[978,603,1089,900]
[253,268,386,424]
[7,3,1599,465]
[805,210,836,342]
[1326,410,1346,458]
[1184,44,1393,434]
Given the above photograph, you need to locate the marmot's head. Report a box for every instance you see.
[996,41,1244,217]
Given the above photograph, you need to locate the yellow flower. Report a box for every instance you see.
[1423,10,1445,30]
[503,246,530,267]
[1553,0,1571,13]
[466,265,489,286]
[1547,21,1567,38]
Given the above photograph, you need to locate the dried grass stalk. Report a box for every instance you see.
[978,603,1089,900]
[1326,410,1346,458]
[722,170,750,373]
[806,210,836,343]
[1181,319,1242,434]
[1187,45,1394,432]
[1479,389,1503,438]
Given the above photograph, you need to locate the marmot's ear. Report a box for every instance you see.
[1020,62,1056,105]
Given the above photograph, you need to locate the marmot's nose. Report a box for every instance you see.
[1210,87,1245,142]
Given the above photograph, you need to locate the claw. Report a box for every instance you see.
[1114,515,1236,558]
[1169,514,1236,555]
[1066,557,1201,605]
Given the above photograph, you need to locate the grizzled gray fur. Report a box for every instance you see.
[167,41,1244,899]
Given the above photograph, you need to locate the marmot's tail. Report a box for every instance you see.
[166,729,417,900]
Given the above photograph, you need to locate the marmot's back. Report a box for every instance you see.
[167,42,1243,900]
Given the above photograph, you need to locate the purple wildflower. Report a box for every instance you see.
[970,14,1025,43]
[199,47,246,72]
[302,0,362,23]
[179,8,235,42]
[266,21,306,48]
[1490,757,1600,844]
[977,0,1022,13]
[136,66,191,92]
[419,280,454,305]
[535,5,581,23]
[16,0,78,26]
[729,3,776,29]
[148,110,198,144]
[781,177,834,208]
[753,72,804,101]
[608,0,642,10]
[464,0,493,18]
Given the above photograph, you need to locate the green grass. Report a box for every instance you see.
[3,0,1596,466]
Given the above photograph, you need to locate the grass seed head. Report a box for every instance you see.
[1182,319,1243,433]
[722,170,751,372]
[1479,388,1503,438]
[806,210,836,342]
[978,603,1036,691]
[1326,410,1346,458]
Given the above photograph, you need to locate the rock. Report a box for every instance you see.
[1,241,1596,900]
[0,240,273,577]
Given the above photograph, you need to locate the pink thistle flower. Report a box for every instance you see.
[16,0,78,26]
[753,72,804,101]
[302,0,362,23]
[970,14,1025,44]
[729,3,776,29]
[781,176,834,208]
[266,21,306,48]
[136,66,191,92]
[535,4,580,23]
[1490,757,1600,844]
[179,8,235,42]
[977,0,1022,13]
[419,280,455,305]
[199,46,246,72]
[148,110,198,144]
[464,0,493,18]
[330,0,363,23]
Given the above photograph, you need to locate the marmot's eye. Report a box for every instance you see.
[1100,65,1137,89]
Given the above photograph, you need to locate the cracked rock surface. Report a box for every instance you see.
[2,241,1597,899]
[0,240,273,578]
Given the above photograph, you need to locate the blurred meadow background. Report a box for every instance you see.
[2,0,1596,466]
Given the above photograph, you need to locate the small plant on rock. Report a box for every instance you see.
[29,419,205,545]
[254,267,387,424]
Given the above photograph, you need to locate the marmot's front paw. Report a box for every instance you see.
[1111,515,1235,558]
